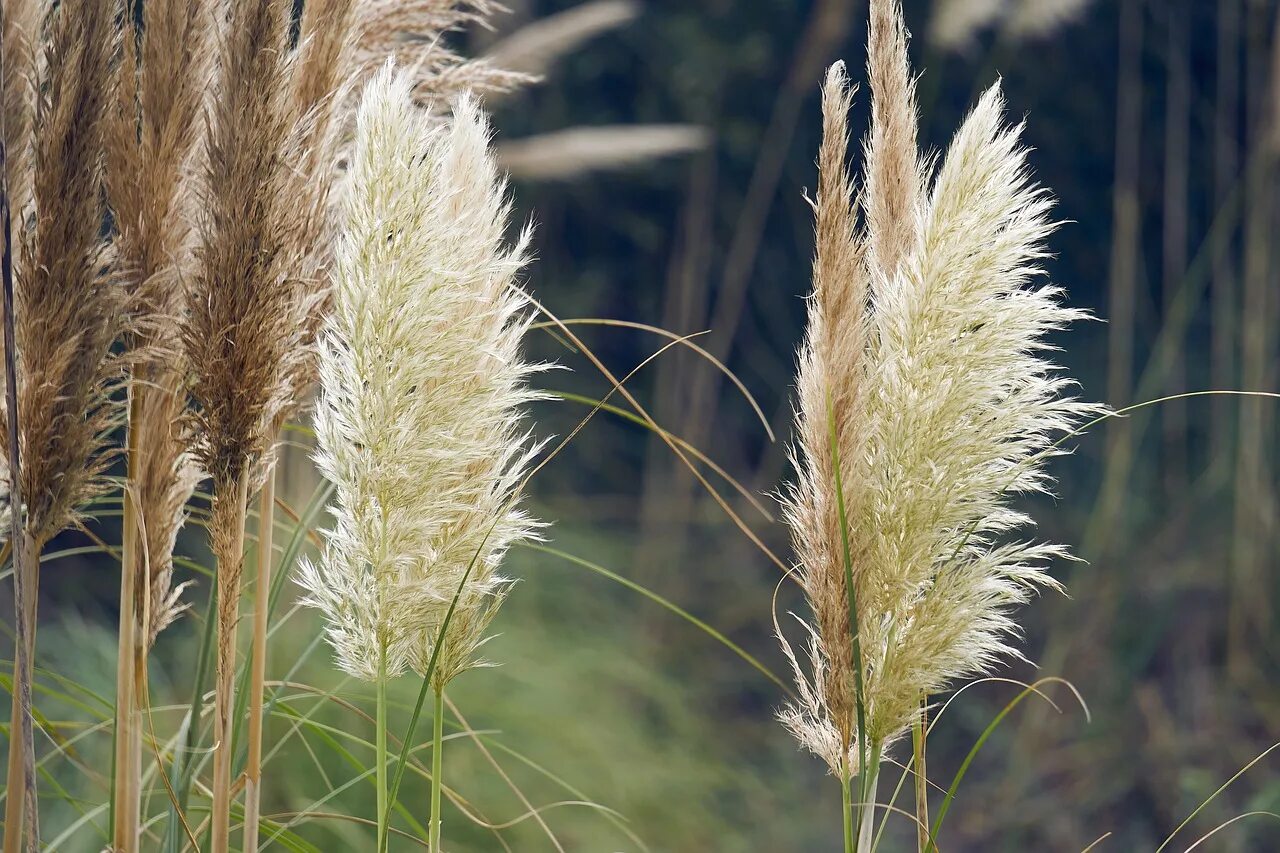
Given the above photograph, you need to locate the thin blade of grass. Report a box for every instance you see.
[1155,742,1280,853]
[925,678,1088,852]
[524,542,792,697]
[827,397,870,819]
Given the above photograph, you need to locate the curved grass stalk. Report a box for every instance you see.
[1181,812,1280,852]
[444,697,568,852]
[1154,742,1280,853]
[523,542,793,696]
[480,737,650,852]
[520,289,792,576]
[550,391,774,521]
[924,678,1091,853]
[530,317,776,441]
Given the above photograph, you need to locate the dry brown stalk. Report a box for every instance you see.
[1,2,124,849]
[185,3,309,849]
[1088,0,1145,552]
[1161,0,1189,491]
[178,4,528,847]
[243,475,275,853]
[106,0,213,845]
[0,5,38,852]
[1211,0,1240,464]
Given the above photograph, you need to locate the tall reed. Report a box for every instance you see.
[1,3,124,849]
[182,3,314,849]
[106,2,212,847]
[0,4,39,849]
[297,64,544,853]
[779,2,1095,850]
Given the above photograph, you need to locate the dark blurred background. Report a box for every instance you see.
[29,0,1280,850]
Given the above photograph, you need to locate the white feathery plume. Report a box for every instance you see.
[297,64,545,689]
[780,0,1099,783]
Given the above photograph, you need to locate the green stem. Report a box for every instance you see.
[913,703,928,853]
[856,747,881,853]
[840,766,855,853]
[376,645,388,853]
[429,688,444,853]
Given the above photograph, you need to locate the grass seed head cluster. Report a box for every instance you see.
[781,0,1098,774]
[297,65,545,689]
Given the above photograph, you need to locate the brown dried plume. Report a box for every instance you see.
[784,61,869,766]
[108,0,213,645]
[4,0,126,550]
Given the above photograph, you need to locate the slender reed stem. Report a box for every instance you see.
[376,643,388,853]
[3,539,37,853]
[112,386,142,853]
[430,688,444,853]
[840,765,855,853]
[243,466,275,853]
[1,91,37,852]
[913,700,928,853]
[210,472,249,853]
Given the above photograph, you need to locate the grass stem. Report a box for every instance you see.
[112,385,142,853]
[841,766,855,853]
[210,472,249,853]
[430,687,444,853]
[244,466,277,850]
[1,101,38,853]
[913,701,928,853]
[243,466,275,852]
[376,644,388,853]
[856,757,880,853]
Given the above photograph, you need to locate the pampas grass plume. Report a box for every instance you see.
[297,64,545,689]
[781,0,1098,782]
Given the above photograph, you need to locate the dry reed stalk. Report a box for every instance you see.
[240,4,360,845]
[1230,4,1280,668]
[1161,0,1189,492]
[1005,0,1095,40]
[106,1,213,846]
[495,125,709,180]
[483,0,638,80]
[1,2,124,849]
[1096,0,1144,545]
[783,59,867,781]
[184,2,312,849]
[209,474,249,853]
[242,473,274,853]
[779,3,1095,847]
[0,5,37,851]
[1211,0,1240,466]
[660,0,854,600]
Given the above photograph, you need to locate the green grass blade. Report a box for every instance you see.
[524,542,793,697]
[827,397,871,823]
